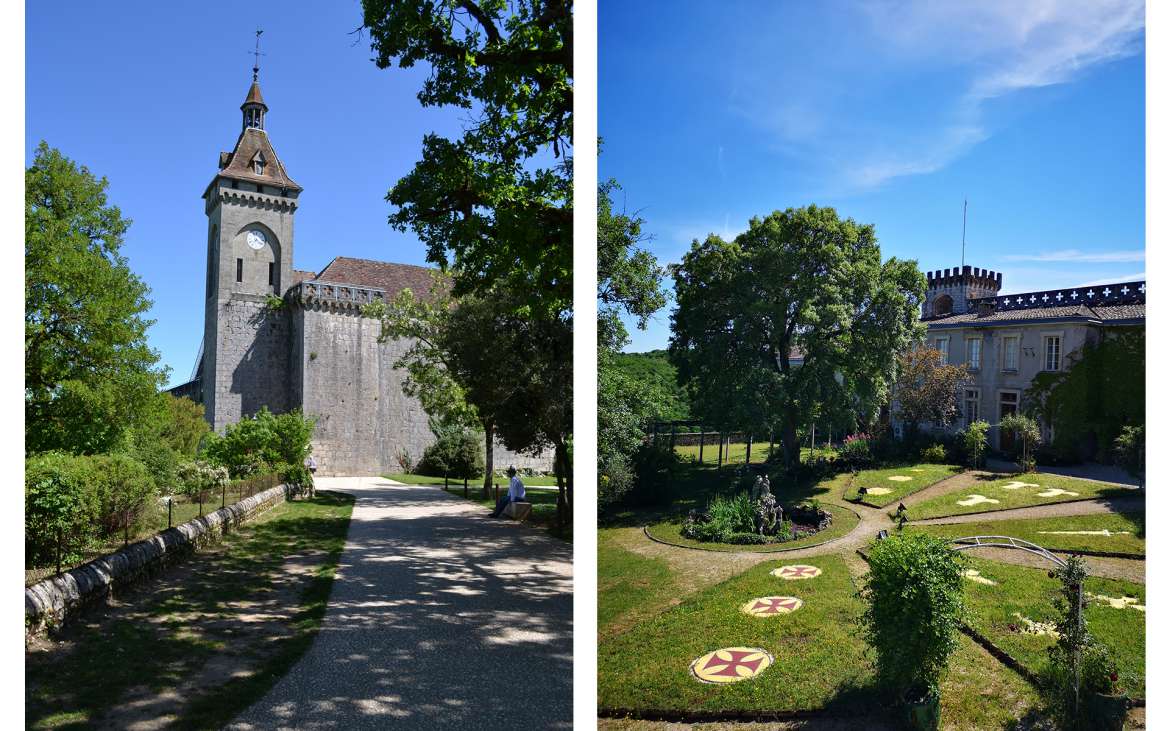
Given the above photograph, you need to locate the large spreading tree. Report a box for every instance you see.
[360,0,572,318]
[25,142,167,455]
[669,205,925,466]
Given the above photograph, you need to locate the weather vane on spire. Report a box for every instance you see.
[250,28,265,82]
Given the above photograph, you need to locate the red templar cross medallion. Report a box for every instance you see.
[690,647,774,684]
[741,596,803,616]
[771,564,822,580]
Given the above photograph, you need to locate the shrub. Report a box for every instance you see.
[25,453,101,569]
[394,448,416,474]
[175,460,230,513]
[628,440,678,506]
[920,443,947,464]
[89,454,156,540]
[278,462,315,496]
[417,424,484,479]
[999,413,1041,472]
[838,432,873,468]
[860,533,967,700]
[1113,425,1144,480]
[599,452,633,514]
[961,420,990,469]
[202,408,315,478]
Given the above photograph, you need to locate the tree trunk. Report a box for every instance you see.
[553,439,571,530]
[780,417,800,468]
[482,420,495,499]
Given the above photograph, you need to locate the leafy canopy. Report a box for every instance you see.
[361,0,572,317]
[670,205,925,463]
[893,347,970,429]
[25,142,167,454]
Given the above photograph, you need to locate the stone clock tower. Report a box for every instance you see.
[200,73,302,430]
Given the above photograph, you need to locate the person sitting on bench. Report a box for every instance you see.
[491,466,526,518]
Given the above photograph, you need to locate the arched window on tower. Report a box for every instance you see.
[932,294,954,317]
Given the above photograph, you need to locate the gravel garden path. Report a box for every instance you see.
[229,476,572,731]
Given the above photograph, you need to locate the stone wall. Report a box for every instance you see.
[293,302,553,475]
[25,484,295,639]
[209,295,291,431]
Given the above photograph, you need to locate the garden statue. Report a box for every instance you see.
[751,475,783,536]
[750,474,772,501]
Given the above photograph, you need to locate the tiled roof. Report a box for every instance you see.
[312,256,446,300]
[926,303,1144,327]
[242,81,266,108]
[290,269,316,285]
[216,128,301,191]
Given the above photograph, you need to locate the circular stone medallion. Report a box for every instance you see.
[741,596,803,617]
[887,475,912,482]
[771,564,822,580]
[690,647,774,684]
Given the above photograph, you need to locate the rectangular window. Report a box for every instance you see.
[268,262,275,286]
[966,337,981,369]
[964,389,980,427]
[1003,336,1019,371]
[934,337,949,364]
[236,258,243,283]
[1045,336,1062,371]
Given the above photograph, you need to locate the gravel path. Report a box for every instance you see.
[229,476,572,730]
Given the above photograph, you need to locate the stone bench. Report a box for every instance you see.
[503,501,532,521]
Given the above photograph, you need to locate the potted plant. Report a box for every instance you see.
[859,533,967,730]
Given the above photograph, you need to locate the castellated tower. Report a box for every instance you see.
[923,265,1002,318]
[200,75,301,430]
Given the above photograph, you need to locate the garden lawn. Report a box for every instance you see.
[961,556,1145,700]
[598,555,873,713]
[848,463,962,507]
[598,529,680,638]
[910,512,1145,557]
[644,502,859,552]
[675,441,836,466]
[26,491,354,731]
[904,473,1136,521]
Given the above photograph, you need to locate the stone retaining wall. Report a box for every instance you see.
[25,484,295,639]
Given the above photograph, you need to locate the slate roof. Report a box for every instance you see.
[926,303,1144,327]
[216,127,301,191]
[242,81,266,109]
[311,256,446,300]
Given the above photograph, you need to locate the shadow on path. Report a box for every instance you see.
[229,477,573,730]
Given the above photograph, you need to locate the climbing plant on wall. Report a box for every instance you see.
[1025,329,1143,463]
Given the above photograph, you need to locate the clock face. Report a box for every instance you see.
[246,230,267,250]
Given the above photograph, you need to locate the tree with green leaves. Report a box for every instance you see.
[999,413,1042,473]
[670,205,925,466]
[25,142,168,455]
[360,0,572,318]
[893,347,970,439]
[962,420,990,469]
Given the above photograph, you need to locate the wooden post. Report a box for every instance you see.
[746,433,753,465]
[769,430,775,460]
[717,432,724,468]
[669,423,677,455]
[444,472,448,491]
[463,477,468,498]
[222,485,227,508]
[495,482,500,502]
[168,498,173,528]
[698,429,705,464]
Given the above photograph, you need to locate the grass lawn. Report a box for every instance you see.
[597,553,1042,725]
[847,463,962,507]
[960,556,1145,700]
[644,502,860,552]
[26,491,354,730]
[675,441,836,466]
[598,529,680,637]
[904,473,1137,521]
[909,512,1145,557]
[384,472,559,487]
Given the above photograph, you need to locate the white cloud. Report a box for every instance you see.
[735,0,1145,190]
[1001,249,1145,263]
[1074,271,1145,287]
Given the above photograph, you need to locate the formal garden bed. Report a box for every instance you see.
[959,556,1145,700]
[645,502,858,553]
[903,473,1137,520]
[909,512,1145,557]
[846,463,962,507]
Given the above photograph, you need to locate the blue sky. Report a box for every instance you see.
[600,0,1146,352]
[27,2,465,387]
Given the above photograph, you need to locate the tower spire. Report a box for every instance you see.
[251,28,265,82]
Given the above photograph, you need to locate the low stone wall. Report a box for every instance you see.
[25,484,295,639]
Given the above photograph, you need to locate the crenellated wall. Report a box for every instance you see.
[924,265,1003,317]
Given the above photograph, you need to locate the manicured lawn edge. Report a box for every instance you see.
[902,493,1141,522]
[642,503,861,553]
[597,707,890,724]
